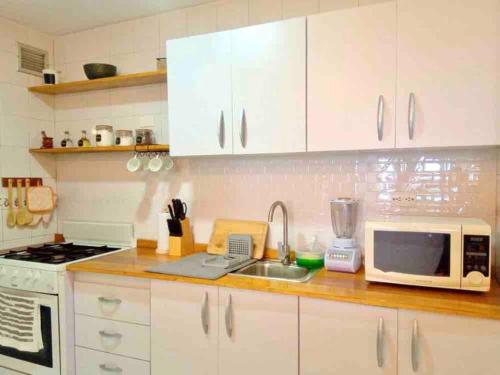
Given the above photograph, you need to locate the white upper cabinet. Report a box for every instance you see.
[218,288,298,375]
[151,281,218,375]
[167,31,233,156]
[300,298,398,375]
[308,2,397,152]
[231,18,306,154]
[396,0,498,148]
[398,310,500,375]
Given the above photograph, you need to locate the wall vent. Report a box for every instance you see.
[17,43,47,76]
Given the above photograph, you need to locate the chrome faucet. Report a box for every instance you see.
[268,201,291,266]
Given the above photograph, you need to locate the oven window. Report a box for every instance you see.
[0,305,53,368]
[374,231,451,277]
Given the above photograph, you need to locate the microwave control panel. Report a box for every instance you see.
[463,235,490,277]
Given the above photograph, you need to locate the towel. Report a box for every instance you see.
[0,292,44,352]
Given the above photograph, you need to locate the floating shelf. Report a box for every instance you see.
[28,70,167,95]
[30,145,170,154]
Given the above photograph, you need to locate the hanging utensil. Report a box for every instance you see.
[16,180,28,226]
[6,179,16,227]
[23,179,34,225]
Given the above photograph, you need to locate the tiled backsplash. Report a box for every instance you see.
[56,148,497,262]
[0,16,57,250]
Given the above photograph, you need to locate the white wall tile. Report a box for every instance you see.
[135,15,160,54]
[359,0,388,6]
[1,146,30,177]
[110,87,136,118]
[320,0,358,12]
[110,19,137,56]
[0,115,29,147]
[217,0,249,31]
[187,3,218,36]
[283,0,319,18]
[86,91,112,120]
[159,9,188,57]
[55,93,88,122]
[249,0,283,25]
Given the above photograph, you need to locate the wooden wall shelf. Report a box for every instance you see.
[30,145,170,154]
[28,70,167,95]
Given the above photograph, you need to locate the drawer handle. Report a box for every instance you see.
[377,95,384,141]
[99,330,123,339]
[98,297,122,305]
[99,364,123,373]
[240,109,247,148]
[225,294,233,338]
[218,110,225,149]
[408,92,416,140]
[376,317,384,368]
[201,292,209,335]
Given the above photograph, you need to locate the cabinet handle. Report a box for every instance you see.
[99,364,123,373]
[99,330,122,339]
[225,294,233,338]
[240,109,247,148]
[377,95,384,141]
[408,93,416,140]
[411,319,419,372]
[218,110,225,148]
[98,297,122,305]
[201,291,209,335]
[376,317,384,368]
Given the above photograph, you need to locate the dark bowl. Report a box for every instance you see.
[83,63,117,80]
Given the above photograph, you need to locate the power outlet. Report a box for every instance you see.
[392,191,417,206]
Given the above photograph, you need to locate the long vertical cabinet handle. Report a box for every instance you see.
[201,292,209,335]
[218,110,225,148]
[225,294,233,338]
[240,109,247,148]
[376,317,384,368]
[408,93,416,140]
[411,319,419,372]
[377,95,385,141]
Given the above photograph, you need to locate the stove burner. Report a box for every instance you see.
[1,243,120,264]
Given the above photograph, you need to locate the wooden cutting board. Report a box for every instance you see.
[207,219,269,259]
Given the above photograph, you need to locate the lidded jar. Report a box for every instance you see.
[95,125,114,147]
[115,130,134,146]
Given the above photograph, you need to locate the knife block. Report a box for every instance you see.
[168,218,194,256]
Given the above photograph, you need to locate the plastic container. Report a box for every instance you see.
[296,236,325,269]
[115,130,134,146]
[95,125,114,146]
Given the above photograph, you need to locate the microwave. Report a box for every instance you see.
[365,216,491,292]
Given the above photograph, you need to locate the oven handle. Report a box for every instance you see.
[99,330,123,339]
[99,364,123,373]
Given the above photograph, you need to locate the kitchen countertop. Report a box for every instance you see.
[67,247,500,321]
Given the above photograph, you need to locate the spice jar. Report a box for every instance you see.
[136,128,154,145]
[95,125,114,147]
[61,130,73,148]
[41,131,53,149]
[115,130,134,146]
[78,130,91,147]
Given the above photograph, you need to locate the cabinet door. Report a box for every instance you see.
[231,18,306,154]
[151,281,218,375]
[218,288,298,375]
[167,31,233,156]
[308,2,397,152]
[300,298,397,375]
[398,310,500,375]
[396,0,497,148]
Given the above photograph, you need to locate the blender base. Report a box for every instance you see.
[324,238,362,273]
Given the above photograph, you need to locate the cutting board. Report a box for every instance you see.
[207,219,268,259]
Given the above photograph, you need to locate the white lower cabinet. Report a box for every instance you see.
[300,298,397,375]
[218,288,299,375]
[151,281,218,375]
[398,310,500,375]
[76,347,150,375]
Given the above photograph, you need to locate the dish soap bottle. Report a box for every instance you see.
[78,130,91,147]
[61,130,73,148]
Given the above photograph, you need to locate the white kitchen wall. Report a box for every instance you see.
[48,0,495,265]
[0,16,57,249]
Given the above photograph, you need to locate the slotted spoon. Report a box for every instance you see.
[6,179,16,227]
[16,180,29,226]
[23,179,34,225]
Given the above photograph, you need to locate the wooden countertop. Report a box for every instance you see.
[67,247,500,321]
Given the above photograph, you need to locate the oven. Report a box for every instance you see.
[0,287,60,375]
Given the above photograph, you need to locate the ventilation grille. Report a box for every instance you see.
[18,43,47,76]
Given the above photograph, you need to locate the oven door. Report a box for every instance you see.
[365,222,462,289]
[0,287,60,375]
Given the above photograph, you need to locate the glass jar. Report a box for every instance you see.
[61,130,73,148]
[136,128,154,145]
[95,125,114,147]
[78,130,91,147]
[41,131,53,149]
[115,130,134,146]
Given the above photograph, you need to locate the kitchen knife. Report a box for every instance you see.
[168,204,175,220]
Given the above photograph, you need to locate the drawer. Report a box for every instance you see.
[75,281,150,325]
[75,315,150,361]
[76,346,150,375]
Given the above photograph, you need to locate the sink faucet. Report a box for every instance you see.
[268,201,291,266]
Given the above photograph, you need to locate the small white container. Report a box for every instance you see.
[95,125,114,147]
[115,130,134,146]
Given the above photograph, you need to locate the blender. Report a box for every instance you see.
[324,198,362,273]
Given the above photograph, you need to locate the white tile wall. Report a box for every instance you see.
[0,16,57,249]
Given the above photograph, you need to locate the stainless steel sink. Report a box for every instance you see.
[231,260,319,283]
